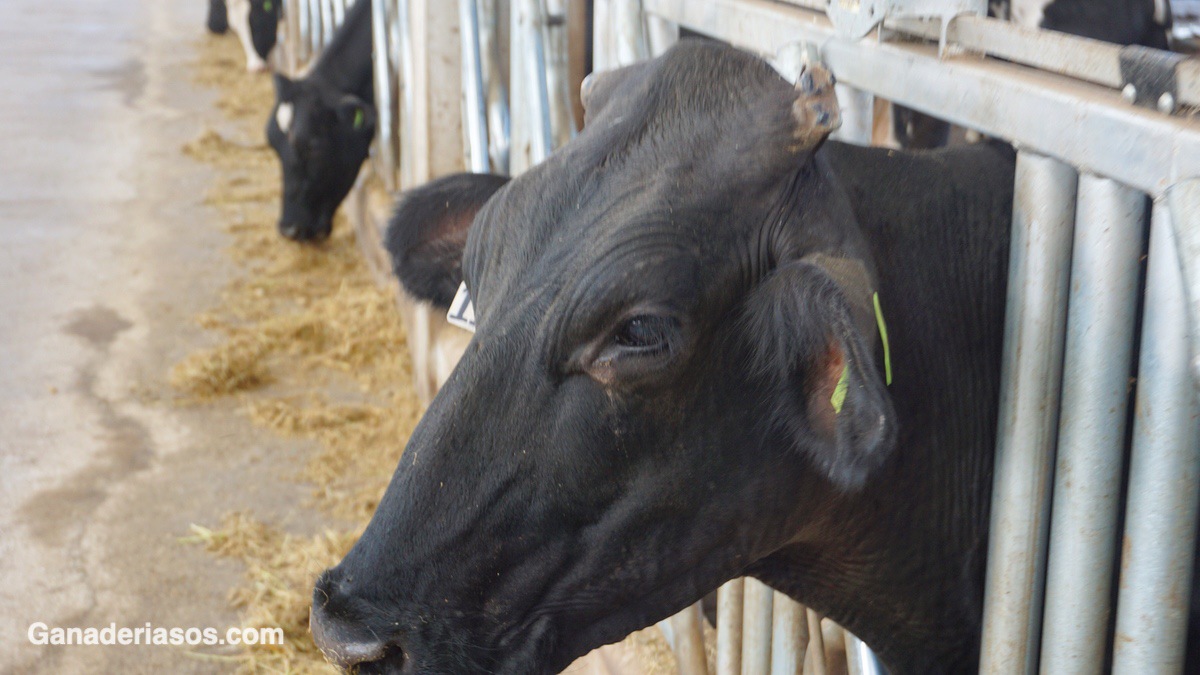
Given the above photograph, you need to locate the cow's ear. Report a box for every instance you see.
[336,96,375,136]
[273,73,297,101]
[743,260,897,490]
[385,173,511,307]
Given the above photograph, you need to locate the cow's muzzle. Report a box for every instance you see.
[310,572,403,672]
[278,218,332,243]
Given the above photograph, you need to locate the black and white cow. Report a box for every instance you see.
[266,0,373,242]
[206,0,282,72]
[308,41,1022,673]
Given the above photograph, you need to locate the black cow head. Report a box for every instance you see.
[312,41,896,673]
[267,74,376,242]
[248,0,282,61]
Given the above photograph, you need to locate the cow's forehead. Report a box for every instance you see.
[464,43,807,322]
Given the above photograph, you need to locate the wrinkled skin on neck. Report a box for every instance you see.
[314,41,1013,674]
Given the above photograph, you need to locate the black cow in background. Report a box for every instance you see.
[266,0,374,242]
[205,0,282,72]
[893,0,1174,149]
[1013,0,1170,48]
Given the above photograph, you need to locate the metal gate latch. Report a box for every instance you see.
[825,0,987,43]
[1119,45,1186,113]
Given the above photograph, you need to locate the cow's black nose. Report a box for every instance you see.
[310,572,402,670]
[279,221,302,240]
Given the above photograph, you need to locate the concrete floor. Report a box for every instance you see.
[0,1,327,672]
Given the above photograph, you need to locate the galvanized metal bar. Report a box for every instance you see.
[396,0,416,186]
[1168,180,1200,386]
[371,0,398,189]
[613,0,648,66]
[667,602,710,675]
[321,0,336,43]
[645,12,680,57]
[459,0,491,173]
[509,0,553,172]
[769,593,804,675]
[804,610,827,675]
[717,579,744,675]
[525,0,553,165]
[979,151,1078,675]
[544,0,577,148]
[845,632,886,675]
[742,578,774,675]
[1111,197,1200,674]
[885,14,1200,109]
[831,83,874,146]
[479,0,509,174]
[591,0,614,72]
[308,0,323,53]
[1039,175,1147,674]
[295,0,311,66]
[642,0,1200,197]
[332,0,346,26]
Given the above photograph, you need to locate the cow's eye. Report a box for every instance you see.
[583,313,682,385]
[612,315,677,354]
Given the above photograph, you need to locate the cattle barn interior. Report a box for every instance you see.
[3,0,1200,674]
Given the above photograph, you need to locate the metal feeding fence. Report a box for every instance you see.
[276,0,1200,673]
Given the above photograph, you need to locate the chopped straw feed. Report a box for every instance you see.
[174,32,421,673]
[177,29,681,675]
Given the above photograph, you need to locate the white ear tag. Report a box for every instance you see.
[446,281,477,332]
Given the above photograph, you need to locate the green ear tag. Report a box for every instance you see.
[874,292,892,386]
[263,0,273,11]
[831,363,849,414]
[353,108,365,130]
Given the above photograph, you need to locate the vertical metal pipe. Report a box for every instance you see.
[742,578,774,675]
[804,610,827,675]
[395,0,415,187]
[1167,181,1200,387]
[1039,176,1146,674]
[543,0,576,149]
[612,0,647,66]
[291,0,307,65]
[668,602,710,675]
[509,0,552,173]
[845,632,886,675]
[717,578,744,675]
[1111,198,1200,674]
[479,0,509,174]
[370,0,397,189]
[332,0,346,26]
[308,0,323,54]
[832,83,874,146]
[980,152,1077,675]
[769,593,805,675]
[592,0,614,72]
[644,12,679,56]
[321,0,336,44]
[459,0,490,173]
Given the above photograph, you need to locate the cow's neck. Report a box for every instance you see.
[752,142,1012,673]
[310,0,375,101]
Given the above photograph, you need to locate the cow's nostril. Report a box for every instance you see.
[309,603,395,670]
